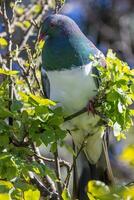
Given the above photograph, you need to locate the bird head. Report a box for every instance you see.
[39,14,79,41]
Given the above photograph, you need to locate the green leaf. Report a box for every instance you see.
[38,40,45,49]
[0,154,18,179]
[93,49,134,139]
[41,130,55,146]
[0,37,8,47]
[0,69,18,75]
[0,180,13,194]
[130,84,134,93]
[23,20,31,29]
[14,6,24,15]
[18,92,29,102]
[0,107,13,119]
[123,185,134,199]
[0,194,10,200]
[62,188,71,200]
[11,100,23,112]
[50,142,57,153]
[119,145,134,165]
[29,94,56,106]
[0,135,9,147]
[24,189,40,200]
[106,90,119,102]
[87,180,110,200]
[45,166,57,181]
[33,4,42,13]
[55,129,66,141]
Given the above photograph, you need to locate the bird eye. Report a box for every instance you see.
[50,23,55,28]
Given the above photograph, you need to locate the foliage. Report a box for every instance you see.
[92,50,134,140]
[0,75,66,199]
[0,0,68,199]
[87,180,134,200]
[0,0,134,199]
[87,51,134,200]
[119,144,134,166]
[0,37,8,47]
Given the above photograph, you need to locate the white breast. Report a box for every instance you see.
[47,63,97,115]
[47,63,103,164]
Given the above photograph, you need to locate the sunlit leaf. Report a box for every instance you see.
[0,194,10,200]
[0,181,13,189]
[123,185,134,199]
[24,189,40,200]
[93,49,134,140]
[62,188,71,200]
[0,37,8,47]
[87,180,110,200]
[0,69,18,75]
[18,92,29,102]
[29,94,56,106]
[119,145,134,165]
[130,84,134,93]
[33,4,42,13]
[23,21,31,29]
[14,6,24,15]
[38,40,45,49]
[16,22,23,29]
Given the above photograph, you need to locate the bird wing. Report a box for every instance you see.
[41,67,50,99]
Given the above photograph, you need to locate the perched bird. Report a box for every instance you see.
[40,14,106,198]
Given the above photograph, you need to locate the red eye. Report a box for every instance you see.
[50,23,55,27]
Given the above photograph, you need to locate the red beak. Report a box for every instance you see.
[38,33,45,42]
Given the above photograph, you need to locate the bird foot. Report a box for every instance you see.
[87,98,96,116]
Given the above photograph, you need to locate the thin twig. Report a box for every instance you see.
[54,145,63,200]
[31,143,58,196]
[64,106,107,122]
[102,128,115,184]
[19,2,47,50]
[64,134,90,189]
[29,171,58,199]
[34,153,71,171]
[55,0,64,13]
[72,140,78,199]
[64,107,87,122]
[1,1,14,125]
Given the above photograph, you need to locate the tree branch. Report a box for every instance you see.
[64,106,107,123]
[30,143,59,198]
[29,172,59,199]
[55,0,64,13]
[102,128,115,184]
[34,153,71,171]
[1,0,14,125]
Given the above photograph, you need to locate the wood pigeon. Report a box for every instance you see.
[40,14,106,197]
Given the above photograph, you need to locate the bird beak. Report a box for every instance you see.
[38,33,49,42]
[38,33,45,42]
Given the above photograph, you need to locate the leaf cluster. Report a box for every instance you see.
[0,74,66,199]
[87,180,134,200]
[92,50,134,140]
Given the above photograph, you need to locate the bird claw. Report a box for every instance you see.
[87,99,96,116]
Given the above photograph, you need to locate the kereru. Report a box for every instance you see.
[40,14,106,198]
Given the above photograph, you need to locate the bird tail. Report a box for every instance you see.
[76,131,114,200]
[77,155,97,200]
